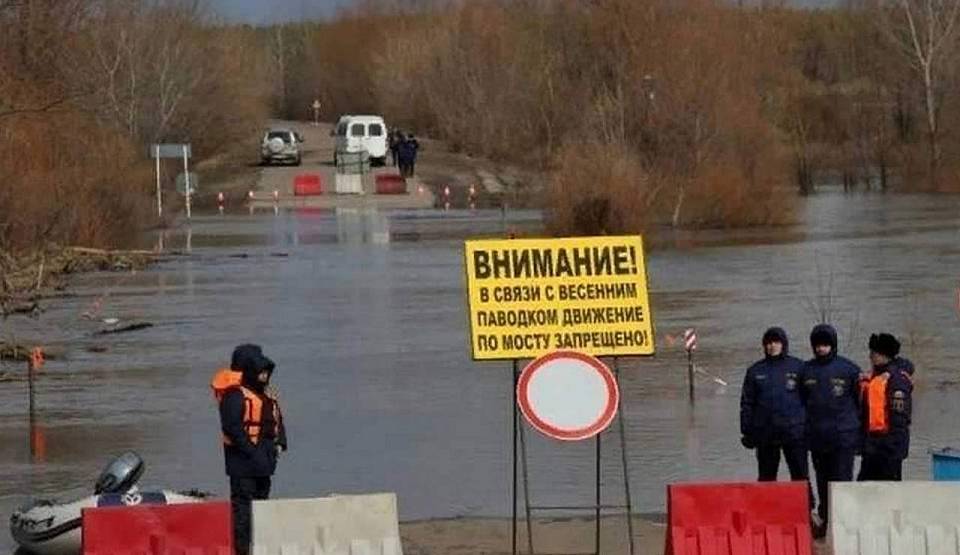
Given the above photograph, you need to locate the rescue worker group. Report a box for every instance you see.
[208,324,912,551]
[739,324,914,539]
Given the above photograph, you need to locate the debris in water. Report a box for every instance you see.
[94,322,154,335]
[693,365,728,388]
[1,343,35,361]
[3,301,43,318]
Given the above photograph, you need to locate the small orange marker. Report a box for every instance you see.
[29,347,44,371]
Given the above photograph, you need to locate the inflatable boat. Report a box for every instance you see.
[10,452,207,555]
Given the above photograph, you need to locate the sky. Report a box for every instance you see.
[209,0,343,22]
[208,0,838,24]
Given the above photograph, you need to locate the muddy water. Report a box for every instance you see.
[2,195,960,552]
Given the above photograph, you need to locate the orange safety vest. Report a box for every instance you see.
[210,368,279,446]
[862,372,890,434]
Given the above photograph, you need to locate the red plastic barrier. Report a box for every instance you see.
[665,482,811,555]
[293,174,323,196]
[82,501,232,555]
[375,173,406,195]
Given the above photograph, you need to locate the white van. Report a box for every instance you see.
[334,115,388,166]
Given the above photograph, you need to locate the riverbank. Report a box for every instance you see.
[0,246,158,318]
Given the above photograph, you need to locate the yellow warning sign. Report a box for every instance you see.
[464,236,655,360]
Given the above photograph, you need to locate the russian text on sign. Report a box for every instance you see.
[464,236,655,360]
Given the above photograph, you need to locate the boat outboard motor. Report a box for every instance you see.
[94,451,145,494]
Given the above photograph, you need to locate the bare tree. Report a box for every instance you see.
[875,0,960,187]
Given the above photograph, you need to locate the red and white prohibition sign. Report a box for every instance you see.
[517,351,620,442]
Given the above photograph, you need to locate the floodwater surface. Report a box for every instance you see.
[2,195,959,552]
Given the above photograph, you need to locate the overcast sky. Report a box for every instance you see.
[208,0,838,24]
[209,0,342,22]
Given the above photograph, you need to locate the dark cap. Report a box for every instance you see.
[231,344,275,379]
[869,333,900,359]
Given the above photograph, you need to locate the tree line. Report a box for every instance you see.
[0,0,268,253]
[3,0,959,249]
[265,0,960,232]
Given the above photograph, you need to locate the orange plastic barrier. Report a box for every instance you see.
[665,482,811,555]
[82,501,232,555]
[375,173,406,195]
[293,174,323,196]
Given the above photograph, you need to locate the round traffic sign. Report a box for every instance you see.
[517,351,619,441]
[176,172,199,195]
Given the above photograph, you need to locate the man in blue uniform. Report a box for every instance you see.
[799,324,861,538]
[739,327,809,487]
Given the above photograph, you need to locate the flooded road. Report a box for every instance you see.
[2,194,959,552]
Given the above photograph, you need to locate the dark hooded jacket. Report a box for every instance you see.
[799,324,862,452]
[219,344,287,477]
[740,327,806,446]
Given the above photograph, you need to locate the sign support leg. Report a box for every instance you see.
[512,359,519,555]
[519,399,534,554]
[183,145,192,220]
[27,357,35,457]
[155,147,162,220]
[613,358,636,555]
[595,433,601,555]
[687,350,695,402]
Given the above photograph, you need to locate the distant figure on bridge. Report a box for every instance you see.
[211,345,288,555]
[398,133,420,178]
[389,128,404,167]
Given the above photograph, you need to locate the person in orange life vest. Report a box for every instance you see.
[858,333,913,482]
[213,344,287,555]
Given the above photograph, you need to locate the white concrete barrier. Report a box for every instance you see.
[831,482,960,555]
[252,493,403,555]
[335,174,364,194]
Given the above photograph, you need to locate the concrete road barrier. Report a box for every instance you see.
[665,482,811,555]
[252,493,402,555]
[831,482,960,555]
[83,501,233,555]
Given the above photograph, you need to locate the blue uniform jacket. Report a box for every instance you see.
[799,324,862,452]
[740,328,806,446]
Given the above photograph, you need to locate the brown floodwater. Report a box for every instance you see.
[2,194,959,552]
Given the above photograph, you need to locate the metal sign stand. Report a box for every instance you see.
[683,328,697,402]
[510,355,636,555]
[155,146,163,219]
[182,145,192,220]
[150,143,193,221]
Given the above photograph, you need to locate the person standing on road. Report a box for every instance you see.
[858,333,914,482]
[397,134,418,178]
[739,327,812,497]
[389,128,403,167]
[405,133,420,177]
[799,324,861,538]
[211,345,288,555]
